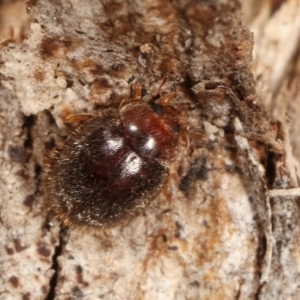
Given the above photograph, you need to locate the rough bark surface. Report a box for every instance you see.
[241,0,300,299]
[0,0,299,299]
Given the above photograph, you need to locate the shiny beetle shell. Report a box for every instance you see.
[46,86,181,228]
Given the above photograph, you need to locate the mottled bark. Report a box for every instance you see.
[0,0,300,299]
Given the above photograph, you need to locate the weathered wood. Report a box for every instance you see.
[0,0,300,299]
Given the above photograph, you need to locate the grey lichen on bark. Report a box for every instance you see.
[1,0,300,299]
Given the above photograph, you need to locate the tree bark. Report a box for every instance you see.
[0,0,299,299]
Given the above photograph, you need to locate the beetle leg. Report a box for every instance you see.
[120,83,143,110]
[64,114,95,124]
[157,93,176,106]
[131,82,142,101]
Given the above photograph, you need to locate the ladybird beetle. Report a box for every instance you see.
[46,83,182,228]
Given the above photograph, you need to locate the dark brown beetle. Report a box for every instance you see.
[46,83,183,228]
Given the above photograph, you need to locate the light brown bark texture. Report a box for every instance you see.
[0,0,300,299]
